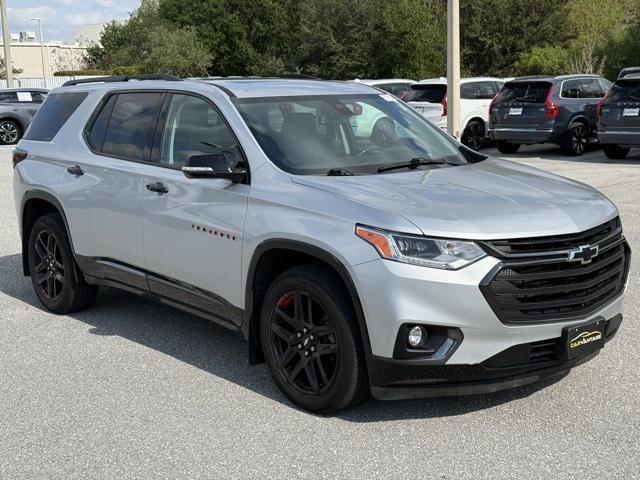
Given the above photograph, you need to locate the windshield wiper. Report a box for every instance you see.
[376,157,446,173]
[327,168,354,176]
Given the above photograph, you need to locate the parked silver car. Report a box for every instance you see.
[0,88,48,145]
[13,75,630,413]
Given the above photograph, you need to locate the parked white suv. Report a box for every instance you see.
[13,75,629,414]
[406,77,505,150]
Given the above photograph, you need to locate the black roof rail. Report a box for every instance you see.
[61,74,181,87]
[194,74,320,81]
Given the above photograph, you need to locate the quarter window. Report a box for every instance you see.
[100,92,163,161]
[159,94,242,169]
[23,92,88,142]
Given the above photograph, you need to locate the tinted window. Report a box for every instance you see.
[101,93,162,161]
[597,78,612,94]
[29,91,47,103]
[0,92,18,103]
[475,81,498,99]
[580,78,604,98]
[23,92,88,142]
[607,80,640,103]
[561,79,582,99]
[159,94,242,169]
[460,83,476,100]
[87,94,117,150]
[495,82,551,104]
[387,83,412,98]
[375,83,393,93]
[405,84,446,103]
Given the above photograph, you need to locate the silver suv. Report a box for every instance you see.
[13,75,630,413]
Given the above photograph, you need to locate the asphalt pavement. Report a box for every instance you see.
[0,143,638,479]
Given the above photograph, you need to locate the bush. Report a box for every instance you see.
[53,69,109,77]
[111,65,143,75]
[513,46,570,76]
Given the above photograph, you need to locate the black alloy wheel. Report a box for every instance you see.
[269,289,339,395]
[28,213,97,313]
[461,120,485,150]
[260,265,368,414]
[563,122,588,156]
[32,229,65,300]
[371,118,397,147]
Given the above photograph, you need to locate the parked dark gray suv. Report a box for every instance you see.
[0,88,48,145]
[489,75,612,156]
[597,70,640,159]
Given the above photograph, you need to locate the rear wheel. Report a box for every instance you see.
[603,144,630,160]
[0,119,21,145]
[495,140,520,154]
[28,213,97,313]
[461,120,485,150]
[562,122,589,156]
[260,265,369,414]
[370,118,396,146]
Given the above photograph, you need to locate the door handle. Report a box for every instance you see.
[67,165,84,176]
[146,182,169,194]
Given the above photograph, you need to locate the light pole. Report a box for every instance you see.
[0,0,13,88]
[446,0,460,138]
[30,17,47,86]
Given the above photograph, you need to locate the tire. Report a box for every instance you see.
[27,213,97,314]
[0,119,21,145]
[260,264,369,414]
[562,122,589,156]
[461,120,485,150]
[495,140,520,154]
[603,144,630,160]
[370,117,396,147]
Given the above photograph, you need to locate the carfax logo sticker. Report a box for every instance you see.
[570,330,602,349]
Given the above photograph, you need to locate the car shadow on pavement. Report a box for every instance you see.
[0,252,567,421]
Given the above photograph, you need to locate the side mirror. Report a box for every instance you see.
[182,153,247,183]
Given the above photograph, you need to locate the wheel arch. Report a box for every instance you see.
[0,114,27,132]
[20,190,76,278]
[243,239,372,365]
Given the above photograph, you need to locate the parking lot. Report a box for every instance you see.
[0,143,638,479]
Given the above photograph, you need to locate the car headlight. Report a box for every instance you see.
[355,225,486,270]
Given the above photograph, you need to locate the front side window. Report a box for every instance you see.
[159,94,242,169]
[101,92,163,161]
[235,93,466,175]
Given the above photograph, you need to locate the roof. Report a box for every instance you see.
[417,77,504,85]
[201,78,379,98]
[353,78,415,85]
[509,74,602,82]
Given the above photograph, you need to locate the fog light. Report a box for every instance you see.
[407,326,425,347]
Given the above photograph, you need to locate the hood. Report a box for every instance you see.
[291,158,618,240]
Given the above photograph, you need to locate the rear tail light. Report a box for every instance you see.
[351,102,363,116]
[596,91,610,120]
[489,94,498,115]
[441,94,448,116]
[544,85,560,119]
[12,148,27,168]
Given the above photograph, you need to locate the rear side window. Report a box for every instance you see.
[460,83,477,100]
[494,82,551,104]
[0,92,18,103]
[561,79,583,99]
[94,92,163,161]
[23,92,88,142]
[405,84,446,103]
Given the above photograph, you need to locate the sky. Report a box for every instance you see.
[7,0,141,43]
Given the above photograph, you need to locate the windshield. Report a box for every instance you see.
[494,81,551,104]
[405,85,446,103]
[234,93,465,175]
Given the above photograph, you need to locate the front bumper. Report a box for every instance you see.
[369,314,622,400]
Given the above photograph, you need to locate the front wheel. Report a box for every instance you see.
[260,265,369,414]
[603,144,630,160]
[562,122,589,156]
[495,140,520,154]
[461,120,485,150]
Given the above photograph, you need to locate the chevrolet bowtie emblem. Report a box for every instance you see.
[567,244,599,264]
